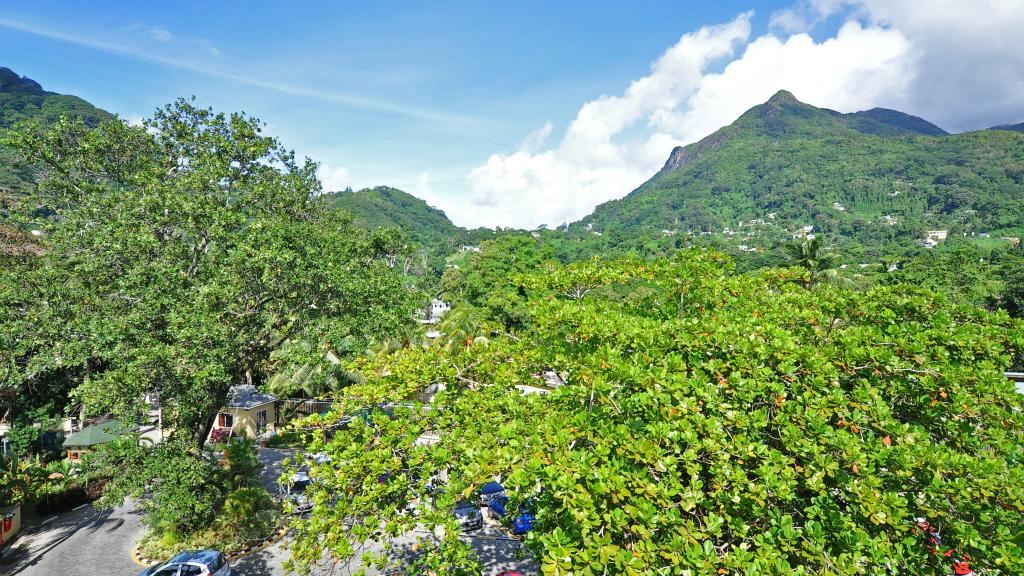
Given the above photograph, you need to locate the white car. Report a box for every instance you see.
[138,550,230,576]
[280,472,314,514]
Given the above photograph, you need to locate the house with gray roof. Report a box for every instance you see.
[208,385,279,441]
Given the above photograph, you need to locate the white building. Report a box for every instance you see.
[792,225,815,239]
[429,299,450,320]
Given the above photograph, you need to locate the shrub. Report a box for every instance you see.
[221,489,279,548]
[224,439,261,490]
[265,430,302,448]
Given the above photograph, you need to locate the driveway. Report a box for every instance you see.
[0,502,144,576]
[257,447,295,492]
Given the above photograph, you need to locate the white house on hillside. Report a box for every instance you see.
[429,299,450,321]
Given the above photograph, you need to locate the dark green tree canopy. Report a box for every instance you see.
[0,99,416,445]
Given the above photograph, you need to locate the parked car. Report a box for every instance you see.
[280,471,313,514]
[478,481,506,505]
[453,500,483,531]
[487,495,535,535]
[307,451,331,465]
[138,550,230,576]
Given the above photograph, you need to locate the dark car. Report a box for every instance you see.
[478,481,506,505]
[487,495,535,535]
[138,550,230,576]
[453,500,483,531]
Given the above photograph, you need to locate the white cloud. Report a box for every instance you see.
[413,170,434,201]
[850,0,1024,131]
[317,163,352,192]
[148,27,173,43]
[456,1,1024,229]
[128,24,174,43]
[456,13,752,229]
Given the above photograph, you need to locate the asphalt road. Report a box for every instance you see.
[0,501,144,576]
[0,448,537,575]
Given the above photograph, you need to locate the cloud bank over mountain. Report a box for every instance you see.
[452,0,1024,229]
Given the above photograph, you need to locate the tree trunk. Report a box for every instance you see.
[195,384,233,450]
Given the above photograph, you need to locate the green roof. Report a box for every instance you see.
[61,419,134,448]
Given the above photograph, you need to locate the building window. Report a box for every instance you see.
[256,409,268,434]
[217,413,234,428]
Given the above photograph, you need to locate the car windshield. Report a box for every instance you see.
[291,479,310,492]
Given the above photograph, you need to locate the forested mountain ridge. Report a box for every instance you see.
[324,185,505,278]
[0,66,113,195]
[325,186,462,249]
[991,122,1024,132]
[0,67,112,129]
[578,91,1024,244]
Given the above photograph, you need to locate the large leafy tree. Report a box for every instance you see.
[290,251,1024,575]
[440,234,556,331]
[0,99,415,448]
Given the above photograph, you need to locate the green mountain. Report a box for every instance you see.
[0,67,112,130]
[578,91,1024,247]
[991,122,1024,132]
[325,185,462,249]
[1,66,113,194]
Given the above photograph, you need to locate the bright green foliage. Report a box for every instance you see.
[783,237,854,288]
[93,436,280,558]
[223,438,263,489]
[326,186,461,250]
[434,305,490,354]
[0,454,44,506]
[0,99,417,548]
[265,339,349,399]
[0,67,111,130]
[441,235,557,331]
[291,251,1024,575]
[325,186,485,282]
[95,438,225,533]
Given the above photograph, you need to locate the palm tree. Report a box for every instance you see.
[436,305,489,355]
[377,322,426,355]
[266,340,344,399]
[784,237,850,288]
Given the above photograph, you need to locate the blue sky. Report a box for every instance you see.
[3,1,1023,228]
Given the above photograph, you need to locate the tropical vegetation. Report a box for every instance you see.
[287,252,1024,575]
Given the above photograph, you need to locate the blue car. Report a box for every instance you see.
[478,481,506,505]
[486,495,535,535]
